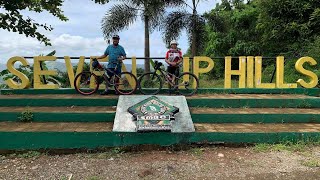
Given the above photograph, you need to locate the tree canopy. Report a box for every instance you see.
[0,0,111,46]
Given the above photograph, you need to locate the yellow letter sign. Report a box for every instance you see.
[193,56,214,88]
[276,56,297,88]
[34,56,59,89]
[6,56,30,89]
[224,56,246,88]
[295,57,318,88]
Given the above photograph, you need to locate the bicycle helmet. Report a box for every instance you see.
[170,40,178,45]
[92,59,100,69]
[112,35,120,39]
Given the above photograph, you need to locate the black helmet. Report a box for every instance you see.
[92,59,100,69]
[112,35,120,39]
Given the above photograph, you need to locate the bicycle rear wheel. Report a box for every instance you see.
[114,72,138,95]
[176,72,199,96]
[74,71,99,95]
[138,72,162,95]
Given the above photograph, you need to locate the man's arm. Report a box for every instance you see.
[118,47,126,61]
[96,54,107,59]
[97,46,109,59]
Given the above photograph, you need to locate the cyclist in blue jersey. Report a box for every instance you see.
[96,35,127,95]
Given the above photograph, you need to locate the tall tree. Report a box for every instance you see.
[161,0,206,57]
[101,0,184,73]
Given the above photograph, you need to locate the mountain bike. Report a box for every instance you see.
[138,61,199,96]
[74,58,137,95]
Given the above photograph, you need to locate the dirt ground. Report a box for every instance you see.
[0,146,319,180]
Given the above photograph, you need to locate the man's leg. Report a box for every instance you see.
[114,68,121,95]
[100,68,115,95]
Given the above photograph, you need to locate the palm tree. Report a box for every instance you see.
[101,0,184,73]
[162,0,206,57]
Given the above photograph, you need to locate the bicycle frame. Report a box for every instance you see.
[153,64,185,88]
[93,62,121,86]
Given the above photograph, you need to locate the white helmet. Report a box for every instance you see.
[170,40,178,45]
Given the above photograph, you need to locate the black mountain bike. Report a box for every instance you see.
[74,58,137,95]
[138,61,199,96]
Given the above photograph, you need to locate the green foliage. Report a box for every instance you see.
[256,0,320,57]
[101,0,184,38]
[18,107,34,122]
[0,0,68,46]
[204,0,261,57]
[161,0,207,57]
[202,0,320,82]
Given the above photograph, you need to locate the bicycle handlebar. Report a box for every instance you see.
[92,58,122,69]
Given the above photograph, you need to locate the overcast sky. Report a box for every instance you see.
[0,0,218,63]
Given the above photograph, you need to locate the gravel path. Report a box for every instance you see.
[0,146,319,180]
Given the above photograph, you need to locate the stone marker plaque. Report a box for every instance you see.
[113,95,194,133]
[128,96,179,132]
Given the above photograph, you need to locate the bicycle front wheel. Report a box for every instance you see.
[114,72,138,95]
[176,72,199,96]
[74,72,99,95]
[138,72,162,95]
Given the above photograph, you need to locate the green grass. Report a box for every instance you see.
[189,147,205,156]
[88,147,126,159]
[253,139,320,153]
[7,151,42,159]
[302,159,320,167]
[87,176,101,180]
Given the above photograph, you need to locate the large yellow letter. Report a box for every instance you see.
[255,56,275,88]
[224,56,246,88]
[193,56,214,87]
[5,57,30,89]
[34,56,59,89]
[65,56,85,88]
[276,56,297,88]
[183,57,190,73]
[247,56,254,88]
[295,57,318,88]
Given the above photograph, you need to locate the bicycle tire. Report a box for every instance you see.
[176,72,199,96]
[74,71,99,95]
[138,72,162,95]
[114,72,138,95]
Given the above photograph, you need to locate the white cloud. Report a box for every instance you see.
[0,0,218,64]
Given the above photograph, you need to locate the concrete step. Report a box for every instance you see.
[0,107,319,123]
[0,94,319,108]
[1,122,319,133]
[1,88,319,96]
[0,122,319,150]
